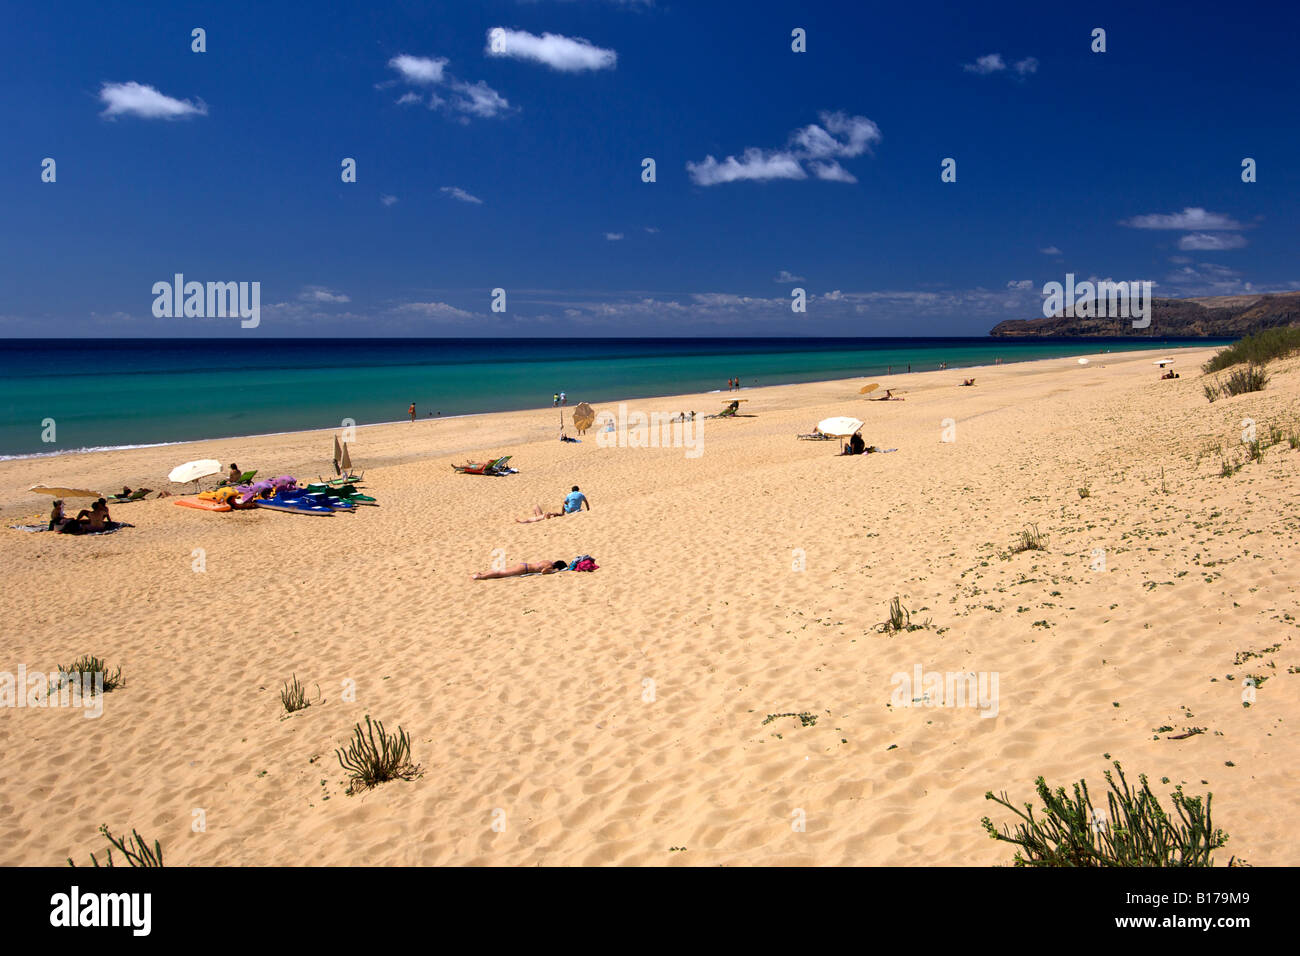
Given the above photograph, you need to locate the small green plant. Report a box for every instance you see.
[280,674,310,714]
[1008,523,1049,555]
[53,655,123,694]
[1202,381,1220,403]
[1247,439,1264,463]
[981,762,1228,866]
[1221,364,1269,397]
[336,715,421,793]
[68,824,163,867]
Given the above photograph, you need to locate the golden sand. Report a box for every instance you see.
[2,346,1296,865]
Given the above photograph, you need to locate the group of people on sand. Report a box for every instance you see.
[472,486,592,579]
[726,377,743,391]
[1160,370,1180,380]
[48,497,115,534]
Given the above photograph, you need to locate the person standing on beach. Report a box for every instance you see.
[553,393,559,407]
[560,391,567,406]
[408,402,416,422]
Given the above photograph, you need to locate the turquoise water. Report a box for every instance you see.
[0,337,1226,458]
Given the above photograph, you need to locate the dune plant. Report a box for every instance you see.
[981,762,1228,867]
[1203,327,1300,373]
[1202,381,1221,403]
[336,715,421,793]
[1008,523,1049,555]
[1221,364,1269,397]
[67,824,163,867]
[1077,482,1091,499]
[280,674,310,714]
[54,655,123,694]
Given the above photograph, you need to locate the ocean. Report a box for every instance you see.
[0,337,1228,458]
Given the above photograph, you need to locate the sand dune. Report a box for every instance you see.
[2,346,1296,866]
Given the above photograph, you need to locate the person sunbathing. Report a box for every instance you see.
[516,505,564,523]
[961,378,975,386]
[472,560,568,580]
[47,499,66,531]
[842,432,866,455]
[875,389,905,401]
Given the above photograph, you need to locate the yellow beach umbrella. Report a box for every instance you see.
[30,484,101,499]
[858,383,879,395]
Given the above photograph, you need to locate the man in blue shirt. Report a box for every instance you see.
[563,486,589,514]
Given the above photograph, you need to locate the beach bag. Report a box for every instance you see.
[570,555,599,572]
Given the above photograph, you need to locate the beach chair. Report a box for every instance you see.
[452,455,513,476]
[109,488,152,503]
[796,433,836,441]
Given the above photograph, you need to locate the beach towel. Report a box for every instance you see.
[12,522,134,535]
[568,554,598,572]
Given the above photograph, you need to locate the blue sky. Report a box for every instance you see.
[2,0,1296,337]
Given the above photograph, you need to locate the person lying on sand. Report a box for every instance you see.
[516,505,563,523]
[961,378,975,386]
[472,560,569,580]
[874,389,905,401]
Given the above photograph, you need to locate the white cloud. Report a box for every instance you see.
[298,286,351,304]
[605,232,624,240]
[98,82,207,119]
[775,270,805,283]
[388,55,448,85]
[687,149,806,186]
[1178,232,1247,251]
[395,301,478,320]
[385,54,511,120]
[380,195,398,206]
[441,186,483,204]
[486,28,617,72]
[1123,207,1244,230]
[1014,57,1039,75]
[1006,279,1034,290]
[644,227,659,234]
[963,53,1006,74]
[687,111,879,186]
[449,80,511,118]
[809,160,857,182]
[1040,246,1061,255]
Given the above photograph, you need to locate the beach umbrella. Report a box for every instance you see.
[168,459,221,485]
[858,383,880,394]
[573,403,595,432]
[1077,358,1090,366]
[29,484,101,499]
[817,416,865,438]
[1153,358,1175,367]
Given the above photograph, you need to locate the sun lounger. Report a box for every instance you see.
[452,455,513,476]
[109,488,152,503]
[797,433,837,441]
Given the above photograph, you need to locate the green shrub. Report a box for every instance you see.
[1220,364,1269,397]
[1203,326,1300,373]
[53,655,123,694]
[68,824,163,867]
[336,715,421,793]
[981,762,1228,866]
[280,674,309,714]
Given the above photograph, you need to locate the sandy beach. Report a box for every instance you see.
[2,344,1296,866]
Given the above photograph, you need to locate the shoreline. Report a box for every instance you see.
[0,344,1208,467]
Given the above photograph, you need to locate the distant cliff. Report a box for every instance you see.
[989,291,1300,337]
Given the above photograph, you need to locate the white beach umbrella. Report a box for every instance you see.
[168,459,221,485]
[1153,358,1175,367]
[817,417,865,438]
[1077,358,1090,366]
